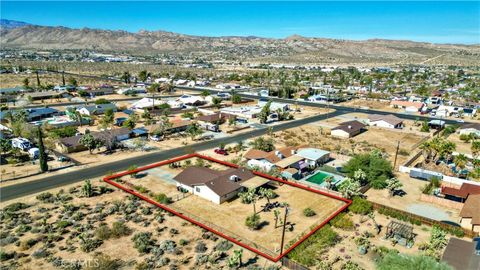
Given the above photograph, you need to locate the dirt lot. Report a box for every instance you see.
[365,172,461,222]
[121,160,347,256]
[0,179,280,270]
[272,116,427,167]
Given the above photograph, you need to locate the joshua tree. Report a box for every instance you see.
[273,209,280,228]
[386,177,403,197]
[228,249,243,268]
[82,180,93,197]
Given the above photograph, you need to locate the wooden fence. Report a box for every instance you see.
[369,201,478,238]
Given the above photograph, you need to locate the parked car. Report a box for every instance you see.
[28,148,39,159]
[214,148,228,155]
[149,134,163,142]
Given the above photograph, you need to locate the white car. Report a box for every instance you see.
[149,134,163,142]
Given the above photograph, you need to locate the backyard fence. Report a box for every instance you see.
[369,201,478,238]
[281,257,310,270]
[419,194,463,210]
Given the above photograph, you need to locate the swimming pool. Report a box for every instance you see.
[304,171,345,188]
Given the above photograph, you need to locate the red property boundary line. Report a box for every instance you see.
[103,153,351,262]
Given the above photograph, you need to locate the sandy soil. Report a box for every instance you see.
[0,179,280,269]
[121,163,346,256]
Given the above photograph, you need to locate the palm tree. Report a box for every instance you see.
[471,141,480,159]
[147,83,160,109]
[420,141,433,163]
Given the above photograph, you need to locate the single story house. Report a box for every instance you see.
[441,237,480,270]
[76,103,117,116]
[0,86,27,95]
[220,106,262,119]
[331,120,366,138]
[428,120,446,130]
[459,194,480,233]
[195,112,236,125]
[0,107,61,122]
[145,120,192,135]
[85,87,114,96]
[57,128,131,153]
[390,100,424,112]
[176,95,206,106]
[173,166,269,204]
[295,148,330,167]
[25,90,68,100]
[459,123,480,137]
[368,114,404,129]
[441,183,480,202]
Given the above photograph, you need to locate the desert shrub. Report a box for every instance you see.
[153,193,171,204]
[214,240,233,251]
[132,232,154,253]
[377,207,422,226]
[245,214,261,230]
[95,225,112,240]
[179,239,189,246]
[341,261,364,270]
[303,208,316,217]
[376,252,451,270]
[56,220,73,229]
[15,224,31,233]
[19,238,38,250]
[3,202,29,212]
[195,241,208,253]
[111,222,131,238]
[84,254,123,270]
[331,213,354,230]
[0,250,15,261]
[79,234,103,253]
[348,197,373,215]
[36,192,55,203]
[287,225,338,266]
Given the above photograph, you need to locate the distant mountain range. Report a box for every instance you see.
[1,19,479,65]
[0,19,31,29]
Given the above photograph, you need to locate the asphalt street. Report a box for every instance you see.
[0,110,343,201]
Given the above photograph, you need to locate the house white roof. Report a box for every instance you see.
[296,148,330,161]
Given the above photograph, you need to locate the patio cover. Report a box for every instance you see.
[275,155,304,168]
[240,176,271,189]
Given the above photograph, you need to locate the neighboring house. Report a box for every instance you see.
[368,114,404,129]
[85,87,114,97]
[117,86,147,95]
[390,100,424,112]
[441,237,480,270]
[428,119,446,130]
[463,108,477,118]
[257,100,290,112]
[459,123,480,137]
[459,194,480,233]
[0,86,27,95]
[173,166,269,204]
[295,148,330,167]
[145,120,192,135]
[437,105,463,118]
[24,90,67,100]
[220,106,262,119]
[195,112,235,125]
[0,107,61,122]
[76,104,117,116]
[176,95,206,106]
[331,120,366,138]
[441,183,480,202]
[57,128,131,153]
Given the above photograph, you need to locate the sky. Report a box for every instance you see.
[1,1,479,44]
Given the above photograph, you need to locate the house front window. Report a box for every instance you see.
[195,187,200,193]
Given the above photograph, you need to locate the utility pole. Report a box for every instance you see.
[279,207,289,255]
[393,141,400,171]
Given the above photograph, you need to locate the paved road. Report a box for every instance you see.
[177,86,468,126]
[0,110,343,201]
